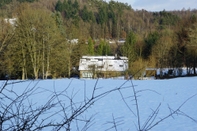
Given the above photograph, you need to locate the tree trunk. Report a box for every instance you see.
[193,55,196,75]
[22,46,26,80]
[42,40,45,79]
[45,49,50,79]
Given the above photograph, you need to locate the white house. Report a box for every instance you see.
[78,55,128,78]
[4,18,17,26]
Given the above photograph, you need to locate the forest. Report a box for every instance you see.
[0,0,197,79]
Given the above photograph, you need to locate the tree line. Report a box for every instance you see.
[0,0,197,79]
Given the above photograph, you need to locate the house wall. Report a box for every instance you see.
[80,70,126,79]
[79,56,128,78]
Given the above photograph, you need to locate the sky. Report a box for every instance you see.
[105,0,197,12]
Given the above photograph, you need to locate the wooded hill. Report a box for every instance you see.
[0,0,197,79]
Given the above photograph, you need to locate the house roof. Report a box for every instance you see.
[81,55,128,60]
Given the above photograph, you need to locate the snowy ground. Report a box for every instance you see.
[1,77,197,131]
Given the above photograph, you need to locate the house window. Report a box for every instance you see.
[98,59,103,61]
[82,72,93,78]
[88,65,95,69]
[81,59,86,63]
[119,65,123,67]
[109,65,113,67]
[98,66,104,68]
[86,59,91,61]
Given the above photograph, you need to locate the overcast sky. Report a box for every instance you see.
[105,0,197,12]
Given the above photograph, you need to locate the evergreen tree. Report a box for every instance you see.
[0,0,12,7]
[142,31,160,59]
[55,0,63,12]
[97,40,111,55]
[98,5,108,26]
[122,31,137,62]
[88,38,95,55]
[81,5,91,22]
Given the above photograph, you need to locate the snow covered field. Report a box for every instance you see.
[1,77,197,131]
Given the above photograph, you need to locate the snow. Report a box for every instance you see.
[1,77,197,131]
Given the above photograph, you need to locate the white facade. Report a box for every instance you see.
[79,56,128,78]
[4,18,17,26]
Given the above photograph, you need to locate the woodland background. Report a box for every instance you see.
[0,0,197,79]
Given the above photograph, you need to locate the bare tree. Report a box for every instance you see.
[15,4,61,79]
[0,18,15,55]
[187,22,197,75]
[114,77,197,131]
